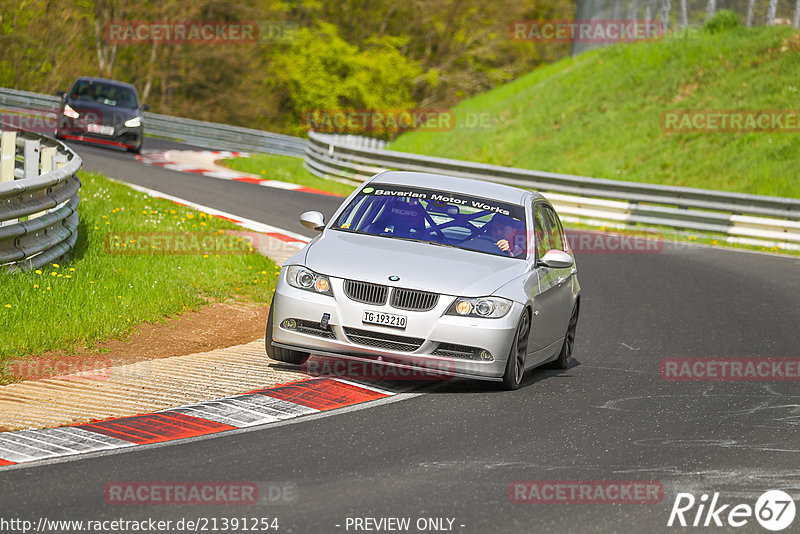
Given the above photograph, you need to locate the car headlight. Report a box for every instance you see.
[446,296,512,318]
[124,116,141,128]
[63,104,79,119]
[285,265,333,296]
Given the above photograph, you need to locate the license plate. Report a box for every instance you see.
[87,124,114,135]
[362,310,407,329]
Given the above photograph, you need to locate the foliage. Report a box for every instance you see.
[704,10,741,34]
[0,0,574,134]
[389,27,800,198]
[0,172,278,364]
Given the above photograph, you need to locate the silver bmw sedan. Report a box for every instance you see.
[266,171,580,389]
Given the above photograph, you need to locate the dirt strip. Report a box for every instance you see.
[0,234,310,432]
[0,339,310,431]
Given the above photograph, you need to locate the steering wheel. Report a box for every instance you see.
[466,234,510,255]
[436,221,479,242]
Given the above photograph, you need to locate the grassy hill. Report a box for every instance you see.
[389,25,800,198]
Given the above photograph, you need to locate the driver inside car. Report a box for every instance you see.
[485,213,525,257]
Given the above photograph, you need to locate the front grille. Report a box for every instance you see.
[344,280,388,305]
[343,327,424,352]
[294,319,336,339]
[390,288,439,311]
[432,343,483,360]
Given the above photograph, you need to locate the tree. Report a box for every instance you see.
[794,0,800,28]
[746,0,756,26]
[680,0,688,27]
[661,0,672,32]
[766,0,778,25]
[706,0,717,21]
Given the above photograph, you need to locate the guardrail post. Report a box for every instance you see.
[23,139,40,179]
[0,131,15,182]
[40,146,57,174]
[19,139,41,222]
[30,145,58,219]
[55,153,68,170]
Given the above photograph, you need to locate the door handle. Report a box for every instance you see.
[557,276,566,284]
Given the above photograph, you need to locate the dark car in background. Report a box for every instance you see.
[55,77,149,153]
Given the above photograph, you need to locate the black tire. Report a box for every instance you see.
[265,297,310,365]
[502,310,531,390]
[546,301,579,370]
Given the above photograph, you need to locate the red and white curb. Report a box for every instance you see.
[120,180,310,248]
[136,150,342,197]
[0,378,393,467]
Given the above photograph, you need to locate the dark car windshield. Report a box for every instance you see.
[70,80,138,108]
[333,183,527,259]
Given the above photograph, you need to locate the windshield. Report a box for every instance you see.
[70,80,138,108]
[334,183,527,258]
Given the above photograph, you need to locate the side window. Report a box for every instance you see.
[533,204,551,256]
[543,205,565,251]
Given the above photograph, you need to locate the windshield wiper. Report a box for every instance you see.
[331,227,369,235]
[427,240,459,249]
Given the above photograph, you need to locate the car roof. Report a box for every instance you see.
[369,171,544,205]
[73,77,138,92]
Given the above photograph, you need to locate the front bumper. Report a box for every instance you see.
[270,274,522,381]
[57,116,141,150]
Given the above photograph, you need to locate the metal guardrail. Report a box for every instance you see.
[3,87,798,246]
[305,132,800,245]
[0,126,82,272]
[0,87,306,157]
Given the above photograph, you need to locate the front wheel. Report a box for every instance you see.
[265,295,310,365]
[546,301,579,370]
[502,310,530,390]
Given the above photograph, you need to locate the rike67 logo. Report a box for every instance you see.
[668,490,796,531]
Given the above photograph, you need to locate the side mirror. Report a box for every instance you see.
[55,90,66,99]
[538,249,574,269]
[300,211,325,232]
[141,104,151,112]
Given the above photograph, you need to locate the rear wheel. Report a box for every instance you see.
[502,310,530,390]
[265,295,310,365]
[546,301,579,370]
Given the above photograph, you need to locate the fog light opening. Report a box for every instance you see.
[479,350,493,361]
[281,318,297,330]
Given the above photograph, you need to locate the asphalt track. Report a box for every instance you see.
[1,138,799,533]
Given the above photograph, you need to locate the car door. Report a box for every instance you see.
[542,204,575,337]
[529,202,562,352]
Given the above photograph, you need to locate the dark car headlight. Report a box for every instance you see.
[445,296,512,318]
[285,265,333,296]
[63,104,79,119]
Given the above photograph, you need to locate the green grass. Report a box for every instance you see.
[389,27,800,199]
[222,153,356,197]
[0,172,279,376]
